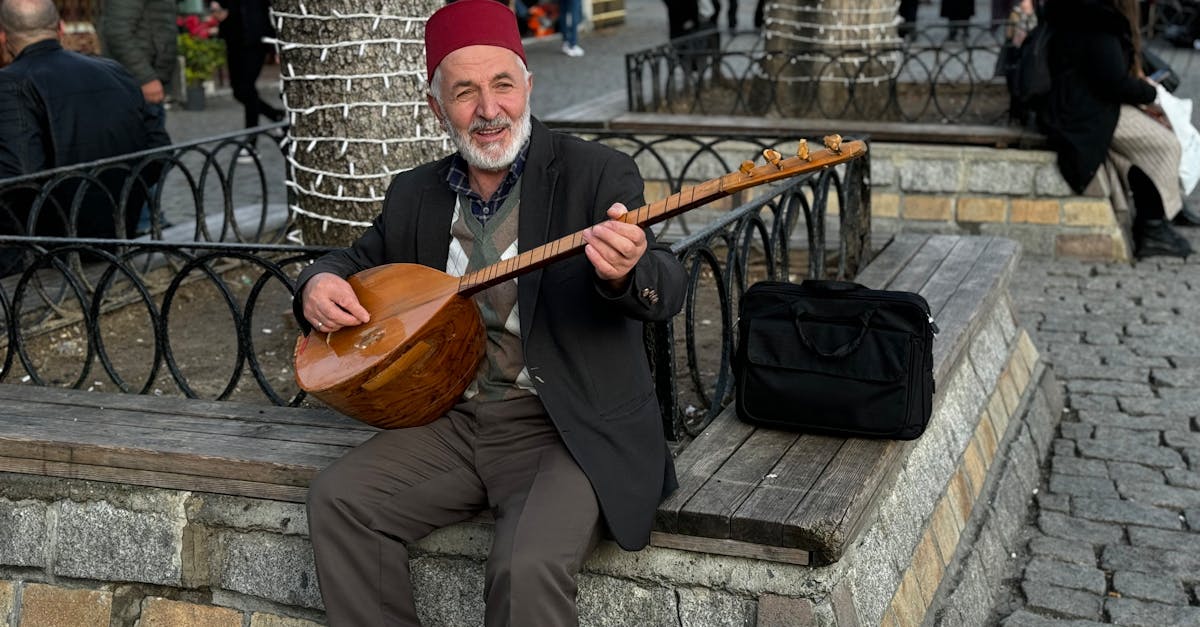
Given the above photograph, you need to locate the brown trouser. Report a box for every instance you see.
[306,395,602,627]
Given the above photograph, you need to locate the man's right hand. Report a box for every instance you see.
[141,79,165,104]
[302,272,372,333]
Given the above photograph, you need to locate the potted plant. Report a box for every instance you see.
[177,14,224,110]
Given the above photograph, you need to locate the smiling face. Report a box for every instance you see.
[428,45,533,173]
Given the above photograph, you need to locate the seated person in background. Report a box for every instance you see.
[0,0,171,241]
[295,1,686,624]
[1039,0,1198,259]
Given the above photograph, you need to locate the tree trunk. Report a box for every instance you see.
[755,0,901,120]
[271,0,445,247]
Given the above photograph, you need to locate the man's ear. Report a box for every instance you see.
[426,93,444,124]
[56,20,65,39]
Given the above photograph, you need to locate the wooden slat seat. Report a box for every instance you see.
[653,234,1019,565]
[0,386,374,503]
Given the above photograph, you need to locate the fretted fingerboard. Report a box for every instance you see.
[456,180,719,296]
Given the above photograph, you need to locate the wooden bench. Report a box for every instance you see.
[545,93,1049,150]
[653,233,1022,566]
[0,232,1053,626]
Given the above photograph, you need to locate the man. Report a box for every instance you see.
[97,0,177,118]
[211,0,285,131]
[0,0,170,241]
[294,1,686,624]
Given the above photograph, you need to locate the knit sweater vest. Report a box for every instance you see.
[445,180,536,402]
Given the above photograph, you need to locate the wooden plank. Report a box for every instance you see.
[656,406,755,532]
[885,234,959,293]
[605,113,1049,149]
[0,414,341,486]
[0,397,374,448]
[0,383,374,431]
[928,237,1020,383]
[782,437,903,563]
[915,236,993,316]
[0,455,309,503]
[729,434,845,546]
[675,428,798,539]
[854,234,928,289]
[649,531,810,566]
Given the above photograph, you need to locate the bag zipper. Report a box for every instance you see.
[748,281,941,335]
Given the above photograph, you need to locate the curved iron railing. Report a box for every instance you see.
[626,22,1012,125]
[0,123,290,248]
[647,142,870,438]
[0,129,870,441]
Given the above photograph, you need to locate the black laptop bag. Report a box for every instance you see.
[733,280,938,440]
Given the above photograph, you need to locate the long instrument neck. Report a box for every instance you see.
[454,137,866,297]
[456,178,724,296]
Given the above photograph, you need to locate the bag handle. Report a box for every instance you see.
[800,279,867,293]
[791,303,875,358]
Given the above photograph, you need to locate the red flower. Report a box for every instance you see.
[177,13,219,39]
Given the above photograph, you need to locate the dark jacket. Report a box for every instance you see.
[97,0,179,91]
[294,119,687,550]
[217,0,275,47]
[0,40,171,237]
[1040,0,1156,192]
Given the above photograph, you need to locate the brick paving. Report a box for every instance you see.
[166,1,1200,623]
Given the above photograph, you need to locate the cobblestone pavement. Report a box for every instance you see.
[996,235,1200,625]
[169,1,1200,623]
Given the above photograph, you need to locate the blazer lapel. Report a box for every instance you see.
[517,119,557,340]
[414,160,457,268]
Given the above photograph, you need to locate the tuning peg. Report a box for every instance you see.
[797,139,810,161]
[763,149,782,168]
[823,134,843,153]
[739,160,755,175]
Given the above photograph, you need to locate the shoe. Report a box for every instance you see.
[1133,219,1193,258]
[561,43,584,57]
[1172,204,1200,227]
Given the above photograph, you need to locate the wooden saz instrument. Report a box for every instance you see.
[294,136,866,429]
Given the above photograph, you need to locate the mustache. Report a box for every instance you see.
[469,116,511,132]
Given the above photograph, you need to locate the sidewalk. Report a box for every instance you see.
[167,2,1200,623]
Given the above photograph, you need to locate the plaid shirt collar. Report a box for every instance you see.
[446,139,531,224]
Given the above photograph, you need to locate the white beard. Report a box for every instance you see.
[443,101,532,172]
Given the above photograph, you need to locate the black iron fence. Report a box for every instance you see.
[0,128,870,441]
[0,123,290,252]
[626,22,1013,125]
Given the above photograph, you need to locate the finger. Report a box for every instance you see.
[334,292,372,324]
[584,243,622,281]
[587,222,640,259]
[606,203,629,220]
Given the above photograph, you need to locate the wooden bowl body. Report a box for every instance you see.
[294,263,486,428]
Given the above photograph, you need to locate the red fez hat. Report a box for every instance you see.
[425,0,527,82]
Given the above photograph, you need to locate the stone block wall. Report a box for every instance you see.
[870,144,1129,261]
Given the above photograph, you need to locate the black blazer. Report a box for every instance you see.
[1041,0,1156,193]
[295,119,687,550]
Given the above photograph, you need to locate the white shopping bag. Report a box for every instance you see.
[1156,84,1200,195]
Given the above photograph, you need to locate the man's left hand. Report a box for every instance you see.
[583,203,647,291]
